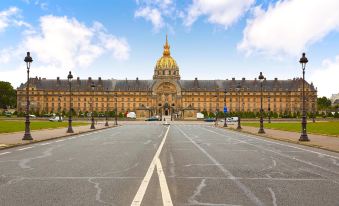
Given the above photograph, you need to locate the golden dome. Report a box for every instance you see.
[155,35,179,70]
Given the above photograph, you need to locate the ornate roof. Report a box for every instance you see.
[19,77,317,93]
[155,35,179,70]
[153,35,180,80]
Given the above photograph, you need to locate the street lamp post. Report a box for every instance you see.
[258,72,265,134]
[66,71,74,133]
[90,82,96,129]
[236,83,242,130]
[268,95,271,123]
[299,53,310,141]
[223,89,227,127]
[114,93,118,126]
[105,88,109,127]
[23,52,33,141]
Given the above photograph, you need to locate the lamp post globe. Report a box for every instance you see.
[236,83,242,130]
[23,52,33,141]
[90,82,96,129]
[258,72,265,134]
[66,71,74,133]
[299,53,310,141]
[223,89,227,127]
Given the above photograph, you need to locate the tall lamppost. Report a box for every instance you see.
[236,83,242,129]
[23,52,33,141]
[114,93,118,126]
[90,82,96,129]
[299,53,310,141]
[223,89,227,127]
[105,88,109,127]
[66,71,74,133]
[58,95,62,122]
[268,95,271,123]
[258,72,265,134]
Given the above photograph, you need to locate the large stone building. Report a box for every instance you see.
[17,36,317,118]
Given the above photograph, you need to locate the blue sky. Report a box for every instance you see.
[0,0,338,98]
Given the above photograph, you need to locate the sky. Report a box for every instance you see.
[0,0,338,98]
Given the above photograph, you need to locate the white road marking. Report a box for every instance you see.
[204,127,339,176]
[176,126,265,206]
[131,125,172,206]
[0,151,11,156]
[17,146,33,151]
[40,142,52,146]
[156,158,173,206]
[55,139,65,143]
[215,127,339,160]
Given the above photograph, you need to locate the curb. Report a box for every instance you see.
[219,126,339,154]
[0,125,121,150]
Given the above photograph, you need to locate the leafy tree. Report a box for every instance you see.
[317,96,331,110]
[0,81,16,109]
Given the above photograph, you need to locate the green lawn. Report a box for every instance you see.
[0,120,88,134]
[242,121,339,136]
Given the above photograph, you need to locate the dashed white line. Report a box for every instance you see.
[55,139,65,143]
[0,151,11,156]
[40,142,52,146]
[17,146,33,151]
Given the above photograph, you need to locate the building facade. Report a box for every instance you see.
[17,36,317,118]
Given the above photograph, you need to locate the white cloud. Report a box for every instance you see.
[0,15,130,87]
[238,0,339,56]
[134,0,175,31]
[310,56,339,97]
[24,15,129,68]
[184,0,255,28]
[135,7,164,31]
[0,7,20,32]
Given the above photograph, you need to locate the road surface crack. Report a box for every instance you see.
[18,147,55,170]
[88,178,114,206]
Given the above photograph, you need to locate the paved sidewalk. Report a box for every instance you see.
[0,121,117,149]
[219,123,339,153]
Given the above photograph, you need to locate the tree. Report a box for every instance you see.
[317,96,331,111]
[0,81,16,109]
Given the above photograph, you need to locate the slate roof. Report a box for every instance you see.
[18,77,316,92]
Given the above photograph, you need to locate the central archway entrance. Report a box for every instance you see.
[154,82,178,117]
[164,102,170,115]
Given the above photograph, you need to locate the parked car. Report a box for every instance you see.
[145,116,160,121]
[29,114,36,118]
[204,118,216,122]
[4,111,12,117]
[49,116,63,122]
[227,117,238,122]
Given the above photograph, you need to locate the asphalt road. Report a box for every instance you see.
[0,122,339,206]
